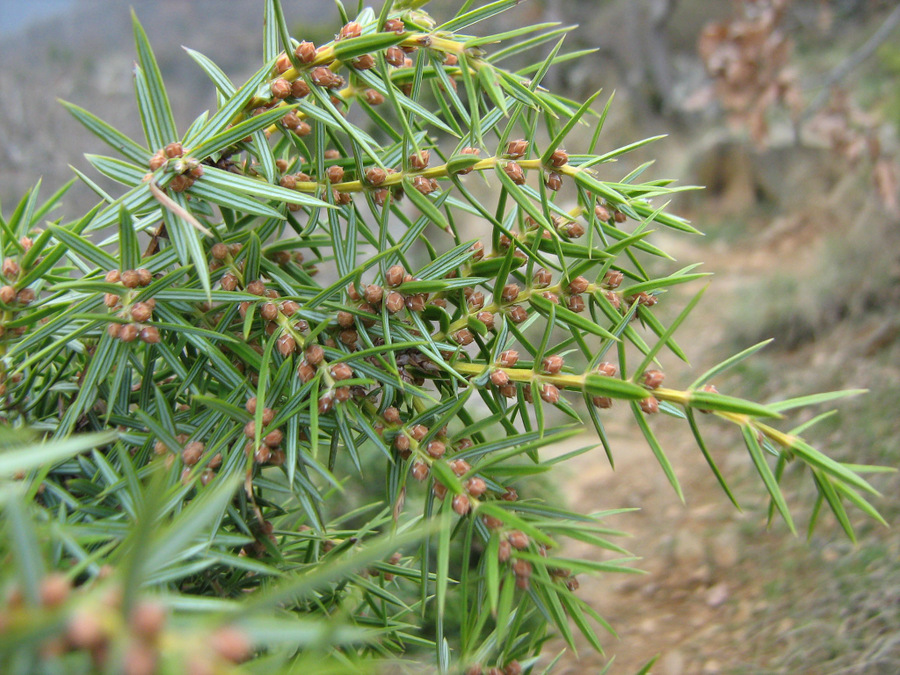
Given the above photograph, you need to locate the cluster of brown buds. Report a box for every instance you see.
[149,142,203,192]
[348,264,433,319]
[153,434,220,484]
[466,660,523,675]
[243,397,287,466]
[103,269,159,344]
[5,568,252,672]
[590,362,618,410]
[595,201,628,224]
[1,247,37,313]
[296,341,364,413]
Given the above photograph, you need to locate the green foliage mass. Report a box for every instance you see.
[0,1,888,673]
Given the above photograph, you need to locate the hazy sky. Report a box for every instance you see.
[0,0,74,34]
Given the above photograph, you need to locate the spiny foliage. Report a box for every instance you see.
[0,1,888,673]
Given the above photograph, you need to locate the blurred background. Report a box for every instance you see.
[1,0,897,672]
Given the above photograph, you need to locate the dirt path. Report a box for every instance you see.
[549,233,807,674]
[551,420,768,674]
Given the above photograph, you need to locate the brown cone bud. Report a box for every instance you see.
[603,270,624,289]
[119,324,139,342]
[211,242,228,260]
[384,18,405,33]
[2,258,20,279]
[164,142,183,158]
[513,559,532,579]
[467,290,484,310]
[412,175,433,194]
[182,441,204,466]
[317,394,334,414]
[498,350,519,368]
[483,515,503,530]
[16,287,35,305]
[264,429,283,447]
[545,171,562,191]
[339,21,361,39]
[352,54,375,70]
[503,161,525,185]
[385,291,405,313]
[331,363,353,380]
[327,165,345,183]
[641,369,665,389]
[568,276,589,295]
[394,434,411,456]
[549,149,569,167]
[508,306,528,323]
[501,284,520,303]
[426,440,445,459]
[504,661,522,675]
[246,280,266,296]
[505,139,528,159]
[363,88,384,105]
[305,344,324,365]
[639,396,660,414]
[596,362,618,377]
[271,78,291,99]
[592,396,613,409]
[409,150,430,170]
[449,459,471,476]
[121,269,140,288]
[211,626,252,664]
[698,383,719,414]
[465,477,487,497]
[476,311,495,331]
[139,326,160,344]
[363,284,384,305]
[433,481,447,500]
[567,295,585,312]
[295,41,317,62]
[288,80,310,100]
[385,46,405,66]
[490,370,509,387]
[452,494,470,515]
[498,540,512,563]
[453,329,474,346]
[39,574,71,608]
[365,166,386,186]
[508,530,530,550]
[277,334,296,357]
[409,424,428,442]
[129,601,166,640]
[149,150,166,171]
[541,354,564,375]
[411,461,428,481]
[540,383,560,404]
[311,67,336,87]
[220,273,238,291]
[386,265,405,287]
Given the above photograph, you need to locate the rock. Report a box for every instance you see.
[662,649,685,675]
[702,658,721,674]
[711,531,740,568]
[706,582,729,608]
